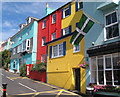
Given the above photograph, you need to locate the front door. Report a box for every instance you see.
[75,68,80,91]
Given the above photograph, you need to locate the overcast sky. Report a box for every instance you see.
[1,1,67,41]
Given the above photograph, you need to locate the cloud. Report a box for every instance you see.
[3,21,12,27]
[1,28,18,41]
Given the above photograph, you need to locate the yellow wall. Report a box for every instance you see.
[47,2,86,93]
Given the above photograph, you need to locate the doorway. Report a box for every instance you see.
[74,68,80,91]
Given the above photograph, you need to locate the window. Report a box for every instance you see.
[20,33,22,40]
[105,11,119,39]
[90,53,120,85]
[65,6,69,17]
[79,2,83,10]
[42,54,45,62]
[12,48,16,55]
[27,27,30,35]
[14,37,17,43]
[42,37,46,46]
[43,19,46,29]
[13,61,15,68]
[53,43,63,58]
[64,27,69,35]
[52,32,56,40]
[52,14,56,24]
[22,39,30,51]
[73,43,80,53]
[17,45,22,53]
[22,40,26,51]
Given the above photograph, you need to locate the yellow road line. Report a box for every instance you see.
[55,89,63,97]
[17,89,62,95]
[63,90,80,96]
[32,92,40,97]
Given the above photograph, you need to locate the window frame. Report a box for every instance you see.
[42,19,46,29]
[64,27,69,35]
[42,37,46,46]
[90,53,120,86]
[65,6,70,18]
[104,10,119,40]
[52,13,56,24]
[52,32,56,40]
[78,2,83,10]
[53,43,63,58]
[73,43,80,53]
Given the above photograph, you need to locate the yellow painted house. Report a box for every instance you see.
[45,1,86,93]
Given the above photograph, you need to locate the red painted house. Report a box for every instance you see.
[37,7,62,63]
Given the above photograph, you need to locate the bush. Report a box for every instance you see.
[20,63,26,77]
[31,60,46,72]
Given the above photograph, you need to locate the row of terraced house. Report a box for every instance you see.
[1,0,120,94]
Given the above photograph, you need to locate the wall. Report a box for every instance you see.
[37,9,61,63]
[84,1,119,86]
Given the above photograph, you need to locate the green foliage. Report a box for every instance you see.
[0,50,11,68]
[31,60,46,72]
[20,63,26,77]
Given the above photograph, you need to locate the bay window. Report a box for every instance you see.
[90,53,120,86]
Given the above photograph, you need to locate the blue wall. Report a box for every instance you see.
[84,2,119,86]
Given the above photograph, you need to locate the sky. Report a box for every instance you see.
[1,1,67,41]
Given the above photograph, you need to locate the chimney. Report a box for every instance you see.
[46,3,49,8]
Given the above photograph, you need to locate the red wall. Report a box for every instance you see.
[37,9,61,62]
[29,71,46,83]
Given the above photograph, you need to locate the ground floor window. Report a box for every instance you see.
[13,61,15,68]
[90,53,120,86]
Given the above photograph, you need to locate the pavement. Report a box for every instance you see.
[0,68,82,97]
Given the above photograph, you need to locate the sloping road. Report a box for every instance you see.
[0,68,82,97]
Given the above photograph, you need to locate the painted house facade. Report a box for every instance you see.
[10,17,39,73]
[83,0,120,87]
[45,1,86,93]
[37,5,61,63]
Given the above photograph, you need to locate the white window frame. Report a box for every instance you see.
[73,43,80,53]
[43,19,46,29]
[90,53,120,86]
[52,32,56,40]
[64,27,69,35]
[65,6,69,18]
[104,10,119,41]
[13,48,16,55]
[26,39,30,51]
[53,43,63,58]
[52,13,56,24]
[41,54,45,62]
[42,37,46,46]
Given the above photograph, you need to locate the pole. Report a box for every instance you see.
[2,83,7,97]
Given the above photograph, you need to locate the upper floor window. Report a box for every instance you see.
[42,37,46,46]
[22,39,30,51]
[52,13,56,24]
[73,43,80,53]
[14,37,17,43]
[79,2,83,10]
[13,48,16,55]
[17,45,22,53]
[65,6,69,17]
[27,27,30,35]
[42,54,45,62]
[62,4,71,19]
[52,32,56,40]
[105,11,119,40]
[64,27,70,35]
[43,19,46,29]
[20,33,22,40]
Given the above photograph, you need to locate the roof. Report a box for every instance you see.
[38,1,72,22]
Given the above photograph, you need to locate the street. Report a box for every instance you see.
[0,69,81,97]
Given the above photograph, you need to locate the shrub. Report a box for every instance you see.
[20,63,26,77]
[31,60,46,72]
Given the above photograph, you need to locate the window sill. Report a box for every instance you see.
[52,22,56,24]
[73,50,80,53]
[104,36,119,42]
[62,15,70,19]
[52,55,64,59]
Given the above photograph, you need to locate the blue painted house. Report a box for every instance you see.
[83,0,120,90]
[10,16,39,73]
